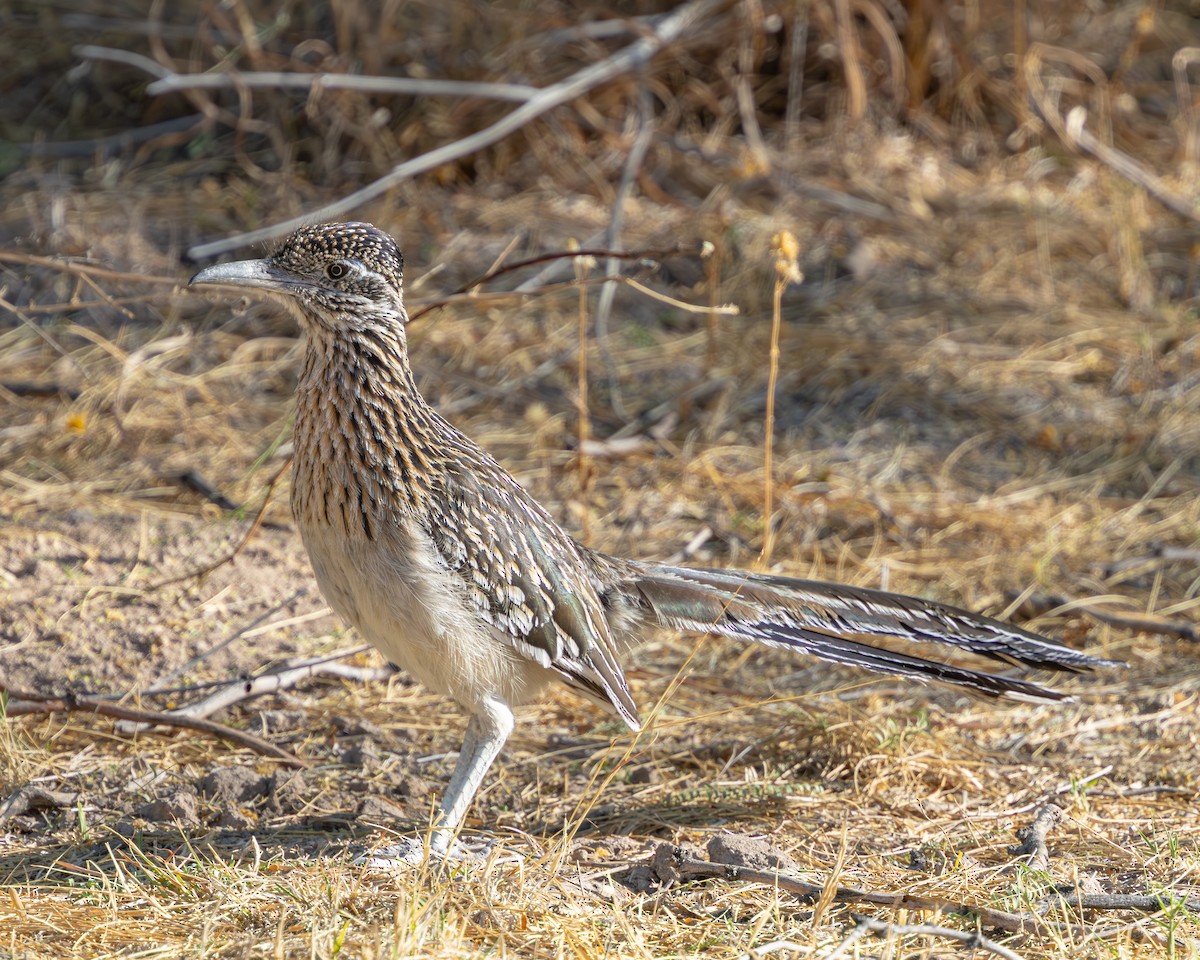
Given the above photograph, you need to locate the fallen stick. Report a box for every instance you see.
[114,648,390,734]
[2,686,308,768]
[842,915,1026,960]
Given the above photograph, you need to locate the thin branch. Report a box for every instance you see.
[73,44,170,79]
[784,5,808,145]
[77,45,539,102]
[737,941,810,960]
[0,250,180,287]
[621,277,738,315]
[595,77,656,418]
[1064,106,1198,221]
[1036,892,1200,913]
[662,854,1078,936]
[19,114,203,159]
[407,244,707,322]
[186,0,726,259]
[114,647,388,734]
[2,687,308,768]
[847,916,1027,960]
[138,588,310,696]
[1009,591,1198,642]
[820,921,870,960]
[146,70,539,103]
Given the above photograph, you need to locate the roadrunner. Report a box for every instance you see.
[191,222,1113,859]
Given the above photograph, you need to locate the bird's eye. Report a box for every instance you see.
[326,261,348,279]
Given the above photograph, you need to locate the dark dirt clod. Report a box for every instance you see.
[357,795,410,823]
[706,831,798,873]
[136,786,200,826]
[199,766,270,805]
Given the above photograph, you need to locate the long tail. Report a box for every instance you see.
[628,563,1119,703]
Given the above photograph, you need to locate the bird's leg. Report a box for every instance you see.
[429,698,514,855]
[361,697,516,868]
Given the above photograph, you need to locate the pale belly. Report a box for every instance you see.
[298,516,557,714]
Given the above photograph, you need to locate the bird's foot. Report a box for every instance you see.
[356,835,524,871]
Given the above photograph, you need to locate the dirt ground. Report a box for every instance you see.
[3,2,1200,958]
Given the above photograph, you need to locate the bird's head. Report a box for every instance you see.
[190,222,407,331]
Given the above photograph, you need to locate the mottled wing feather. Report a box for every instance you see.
[424,451,640,729]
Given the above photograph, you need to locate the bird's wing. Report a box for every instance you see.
[424,456,640,730]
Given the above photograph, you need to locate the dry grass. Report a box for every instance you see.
[3,0,1200,957]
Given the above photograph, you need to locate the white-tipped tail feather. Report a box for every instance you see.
[629,563,1118,704]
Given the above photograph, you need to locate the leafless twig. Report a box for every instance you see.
[114,647,388,734]
[1009,591,1198,642]
[1036,891,1200,913]
[656,850,1078,936]
[138,588,313,696]
[78,45,540,103]
[843,916,1027,960]
[407,244,707,321]
[595,77,657,418]
[147,70,539,103]
[2,686,308,768]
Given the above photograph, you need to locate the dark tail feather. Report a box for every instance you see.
[630,563,1118,703]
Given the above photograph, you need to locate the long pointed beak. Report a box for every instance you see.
[189,258,295,293]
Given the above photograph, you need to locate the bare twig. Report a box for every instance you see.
[1063,106,1198,221]
[662,526,714,565]
[0,250,180,287]
[1009,591,1198,642]
[833,0,866,121]
[114,647,388,734]
[659,852,1079,936]
[596,78,656,418]
[19,114,203,159]
[1173,47,1200,164]
[175,469,239,511]
[621,277,738,315]
[573,249,593,542]
[1036,892,1200,914]
[73,44,170,79]
[147,70,540,103]
[738,942,810,960]
[2,686,308,768]
[846,915,1027,960]
[820,920,870,960]
[784,5,808,145]
[78,45,540,103]
[406,244,708,322]
[138,588,311,696]
[734,0,769,170]
[187,0,726,259]
[1101,545,1200,576]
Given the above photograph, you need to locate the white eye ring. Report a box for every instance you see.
[326,261,348,279]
